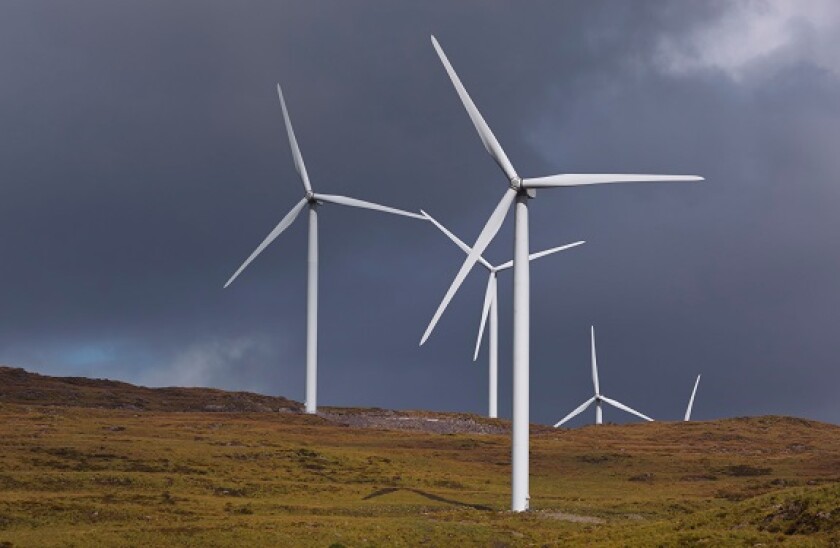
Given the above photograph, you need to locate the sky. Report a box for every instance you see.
[1,0,839,426]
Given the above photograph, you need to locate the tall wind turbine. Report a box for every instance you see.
[422,210,584,418]
[553,326,654,427]
[421,35,702,511]
[225,84,424,415]
[684,374,701,421]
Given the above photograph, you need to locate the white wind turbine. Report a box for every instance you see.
[421,35,702,511]
[553,326,654,427]
[684,374,701,421]
[422,210,584,419]
[225,84,425,415]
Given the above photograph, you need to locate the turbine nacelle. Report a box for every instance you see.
[510,177,536,198]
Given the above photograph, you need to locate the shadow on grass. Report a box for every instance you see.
[362,487,492,511]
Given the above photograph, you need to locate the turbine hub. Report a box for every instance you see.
[510,177,535,198]
[305,191,315,202]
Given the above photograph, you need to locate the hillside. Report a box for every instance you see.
[0,366,837,546]
[0,366,300,413]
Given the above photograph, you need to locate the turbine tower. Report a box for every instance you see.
[684,374,701,421]
[421,36,702,511]
[553,326,654,427]
[422,210,584,418]
[225,84,424,414]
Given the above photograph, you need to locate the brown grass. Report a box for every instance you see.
[0,366,837,546]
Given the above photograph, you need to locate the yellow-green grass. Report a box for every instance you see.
[0,404,837,547]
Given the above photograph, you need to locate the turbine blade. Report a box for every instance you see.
[276,84,312,195]
[601,396,654,422]
[314,193,425,220]
[421,210,494,271]
[591,326,600,396]
[224,198,308,288]
[495,240,585,271]
[430,36,518,181]
[420,188,517,345]
[529,241,586,262]
[473,273,496,361]
[523,174,703,188]
[684,374,701,421]
[553,396,597,428]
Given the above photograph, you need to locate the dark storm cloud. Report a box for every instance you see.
[0,1,837,424]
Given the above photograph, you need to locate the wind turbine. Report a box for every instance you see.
[224,84,425,415]
[684,374,701,421]
[421,35,702,511]
[553,326,654,427]
[422,210,584,419]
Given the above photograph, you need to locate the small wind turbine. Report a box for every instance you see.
[224,84,424,414]
[421,35,702,511]
[422,210,584,419]
[553,326,654,427]
[684,374,701,421]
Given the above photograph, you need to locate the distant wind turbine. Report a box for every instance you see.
[422,210,584,418]
[553,326,654,427]
[421,35,702,511]
[684,374,701,421]
[224,84,425,414]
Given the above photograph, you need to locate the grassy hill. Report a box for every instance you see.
[0,366,837,546]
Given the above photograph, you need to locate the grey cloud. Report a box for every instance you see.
[0,1,837,425]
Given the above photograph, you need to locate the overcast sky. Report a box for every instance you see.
[1,1,839,425]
